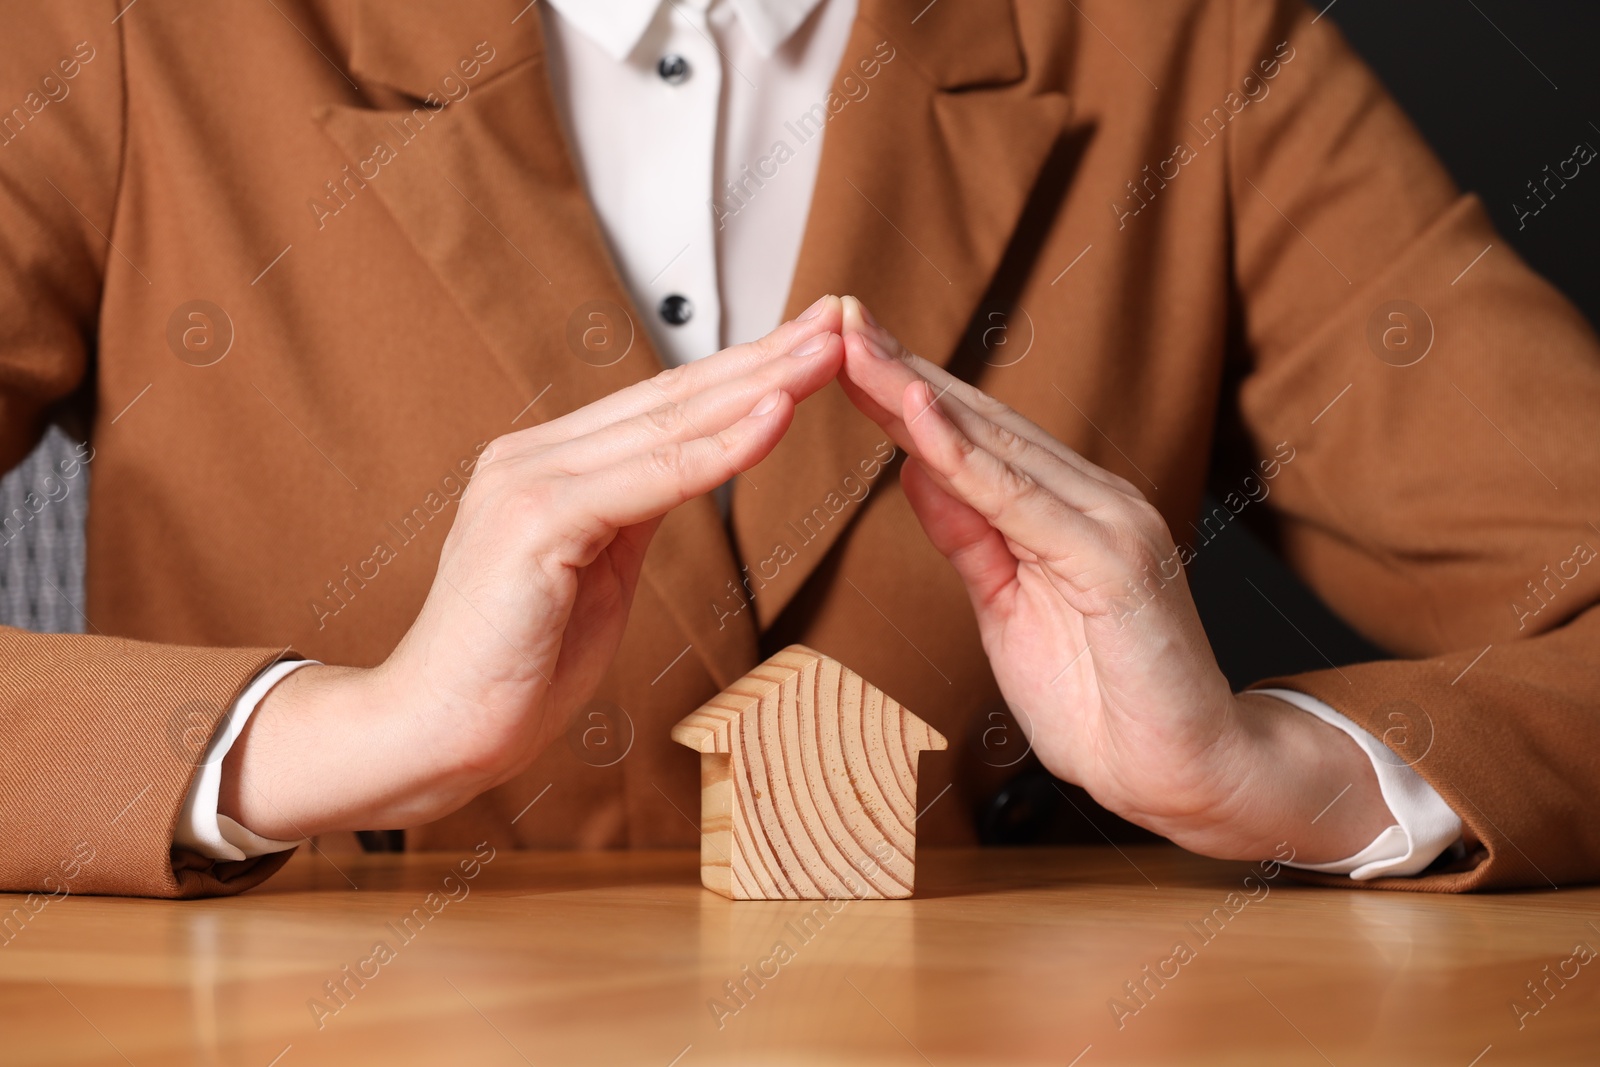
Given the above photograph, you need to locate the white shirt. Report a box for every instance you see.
[540,0,855,363]
[179,0,1462,880]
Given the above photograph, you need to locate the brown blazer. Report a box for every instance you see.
[2,0,1597,898]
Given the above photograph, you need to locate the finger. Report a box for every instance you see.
[833,300,899,430]
[531,331,842,476]
[903,380,1113,574]
[918,388,1127,514]
[909,381,1181,618]
[840,297,1144,500]
[607,518,662,594]
[900,456,1017,612]
[561,389,795,533]
[522,295,842,445]
[856,360,1124,517]
[846,324,1140,500]
[840,296,1011,438]
[555,516,662,649]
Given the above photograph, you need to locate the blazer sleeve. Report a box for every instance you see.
[1224,0,1600,890]
[0,3,296,897]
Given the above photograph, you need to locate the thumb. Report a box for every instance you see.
[609,517,663,592]
[901,457,1017,612]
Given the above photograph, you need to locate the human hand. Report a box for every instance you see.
[221,297,847,839]
[836,297,1390,863]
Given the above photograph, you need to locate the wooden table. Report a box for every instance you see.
[2,847,1596,1065]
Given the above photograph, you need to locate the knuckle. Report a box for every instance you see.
[1107,506,1172,567]
[751,328,784,360]
[646,442,689,481]
[1109,474,1148,502]
[1126,498,1167,533]
[643,401,685,436]
[973,388,1012,419]
[1105,521,1149,567]
[477,434,516,469]
[510,427,548,453]
[463,456,515,508]
[509,475,558,516]
[470,477,551,541]
[495,423,557,460]
[950,427,981,462]
[988,423,1025,456]
[650,363,690,400]
[1126,536,1163,573]
[998,462,1036,499]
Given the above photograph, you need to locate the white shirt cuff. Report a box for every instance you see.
[173,659,318,861]
[1256,688,1464,880]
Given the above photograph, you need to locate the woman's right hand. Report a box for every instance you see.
[221,296,845,839]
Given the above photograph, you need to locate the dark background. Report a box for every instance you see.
[1190,0,1600,690]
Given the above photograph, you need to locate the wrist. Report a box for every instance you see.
[1154,692,1395,865]
[220,662,439,840]
[221,659,528,840]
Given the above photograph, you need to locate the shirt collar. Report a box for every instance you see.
[543,0,826,62]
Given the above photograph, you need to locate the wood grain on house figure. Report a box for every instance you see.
[672,645,947,900]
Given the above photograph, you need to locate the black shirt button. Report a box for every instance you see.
[657,54,690,85]
[659,294,693,326]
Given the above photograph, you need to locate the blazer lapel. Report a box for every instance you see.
[327,0,759,687]
[731,0,1073,627]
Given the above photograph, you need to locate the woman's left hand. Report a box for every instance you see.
[836,297,1391,863]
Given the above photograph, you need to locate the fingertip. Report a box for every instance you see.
[798,294,843,333]
[732,388,794,468]
[844,301,896,360]
[905,378,938,415]
[836,334,895,414]
[840,330,877,373]
[840,295,881,334]
[758,298,842,362]
[787,332,845,389]
[825,333,847,377]
[904,379,958,460]
[840,295,865,331]
[819,329,846,366]
[841,330,896,382]
[822,293,844,322]
[749,388,785,419]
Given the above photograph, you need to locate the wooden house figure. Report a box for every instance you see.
[671,645,948,900]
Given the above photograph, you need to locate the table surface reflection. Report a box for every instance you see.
[1,847,1596,1065]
